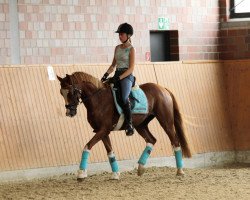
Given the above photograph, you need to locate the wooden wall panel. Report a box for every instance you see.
[0,61,249,172]
[154,62,234,154]
[226,61,250,150]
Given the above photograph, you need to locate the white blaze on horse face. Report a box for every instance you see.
[60,89,69,104]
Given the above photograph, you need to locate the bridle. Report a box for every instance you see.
[64,86,81,111]
[65,85,105,110]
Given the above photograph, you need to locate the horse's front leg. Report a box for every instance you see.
[102,135,120,180]
[77,130,107,182]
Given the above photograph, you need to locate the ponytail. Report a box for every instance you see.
[129,37,132,44]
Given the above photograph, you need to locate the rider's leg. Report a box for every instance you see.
[123,99,134,135]
[120,75,134,136]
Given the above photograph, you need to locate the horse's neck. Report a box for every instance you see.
[82,82,98,97]
[81,83,105,110]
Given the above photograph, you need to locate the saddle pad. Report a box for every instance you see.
[111,84,148,115]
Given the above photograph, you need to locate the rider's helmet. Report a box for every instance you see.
[115,23,133,36]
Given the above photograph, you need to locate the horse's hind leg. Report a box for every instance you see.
[136,126,157,176]
[167,125,185,175]
[156,116,185,176]
[102,135,120,180]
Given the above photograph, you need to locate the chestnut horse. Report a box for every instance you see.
[57,72,192,181]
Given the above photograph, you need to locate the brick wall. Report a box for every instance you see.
[219,0,250,59]
[0,1,10,64]
[1,0,248,65]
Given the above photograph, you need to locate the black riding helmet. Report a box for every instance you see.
[115,23,133,36]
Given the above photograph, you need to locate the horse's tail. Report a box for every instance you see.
[167,89,192,158]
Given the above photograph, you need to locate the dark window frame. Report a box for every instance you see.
[230,0,250,18]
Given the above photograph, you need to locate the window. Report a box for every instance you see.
[230,0,250,18]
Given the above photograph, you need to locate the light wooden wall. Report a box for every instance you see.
[0,60,249,172]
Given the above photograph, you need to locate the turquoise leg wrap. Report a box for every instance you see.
[109,156,119,173]
[138,145,153,165]
[174,149,183,169]
[79,150,90,170]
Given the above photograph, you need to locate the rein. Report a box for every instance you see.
[66,86,104,110]
[78,87,105,104]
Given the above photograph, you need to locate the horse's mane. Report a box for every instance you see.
[70,72,105,89]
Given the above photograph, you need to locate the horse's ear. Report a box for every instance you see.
[57,75,63,82]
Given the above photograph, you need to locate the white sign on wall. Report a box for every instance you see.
[47,65,56,81]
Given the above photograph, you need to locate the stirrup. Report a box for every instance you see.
[125,125,134,136]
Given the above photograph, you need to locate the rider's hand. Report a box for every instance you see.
[101,72,109,82]
[109,76,120,84]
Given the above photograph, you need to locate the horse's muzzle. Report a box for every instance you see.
[66,108,77,117]
[65,104,77,117]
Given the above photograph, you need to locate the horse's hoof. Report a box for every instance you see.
[176,168,185,176]
[137,164,145,176]
[77,177,85,182]
[77,169,87,181]
[110,172,120,180]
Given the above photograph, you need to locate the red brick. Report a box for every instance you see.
[75,22,81,30]
[170,54,179,61]
[3,4,8,12]
[169,30,178,38]
[219,37,236,44]
[235,37,245,44]
[219,8,226,15]
[33,5,39,13]
[19,21,28,30]
[25,31,32,39]
[219,0,227,7]
[218,45,228,52]
[237,29,247,36]
[61,14,68,22]
[219,52,235,60]
[228,30,238,36]
[245,51,250,58]
[207,31,218,37]
[18,5,27,13]
[189,53,203,60]
[56,31,62,38]
[170,38,178,45]
[245,36,250,43]
[74,6,81,13]
[204,53,219,60]
[45,22,52,30]
[170,46,179,53]
[187,46,202,52]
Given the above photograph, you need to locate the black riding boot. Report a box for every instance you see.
[123,101,134,136]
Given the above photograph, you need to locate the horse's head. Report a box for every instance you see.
[57,74,82,117]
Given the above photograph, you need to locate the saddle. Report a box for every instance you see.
[111,83,148,115]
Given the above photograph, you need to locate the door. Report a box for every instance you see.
[150,31,170,62]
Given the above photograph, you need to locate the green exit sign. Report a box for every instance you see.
[158,17,169,30]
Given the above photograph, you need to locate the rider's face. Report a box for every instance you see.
[119,33,127,43]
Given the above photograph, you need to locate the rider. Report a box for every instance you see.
[101,22,135,136]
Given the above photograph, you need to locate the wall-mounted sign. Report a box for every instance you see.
[145,52,151,61]
[158,17,169,30]
[47,65,56,80]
